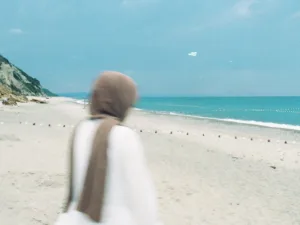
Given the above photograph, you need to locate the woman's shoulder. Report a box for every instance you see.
[109,125,140,145]
[108,125,143,157]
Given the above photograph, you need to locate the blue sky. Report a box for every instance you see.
[0,0,300,96]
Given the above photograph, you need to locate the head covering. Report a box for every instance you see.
[89,71,137,120]
[64,71,137,222]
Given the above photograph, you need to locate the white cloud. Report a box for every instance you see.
[9,28,23,34]
[188,52,197,57]
[232,0,258,17]
[291,11,300,19]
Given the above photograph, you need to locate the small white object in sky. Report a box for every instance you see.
[9,28,23,34]
[188,52,197,57]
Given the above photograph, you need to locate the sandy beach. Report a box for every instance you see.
[1,97,300,225]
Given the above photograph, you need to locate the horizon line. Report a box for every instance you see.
[56,92,300,98]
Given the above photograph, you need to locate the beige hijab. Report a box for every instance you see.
[64,71,137,222]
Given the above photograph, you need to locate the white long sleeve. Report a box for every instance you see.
[118,130,161,225]
[54,121,163,225]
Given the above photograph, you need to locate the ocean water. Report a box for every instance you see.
[62,93,300,130]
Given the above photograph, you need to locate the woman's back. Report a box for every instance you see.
[64,119,160,225]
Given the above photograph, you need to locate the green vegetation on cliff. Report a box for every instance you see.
[0,55,56,97]
[42,88,57,97]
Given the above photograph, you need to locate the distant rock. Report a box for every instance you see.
[0,84,29,105]
[2,97,18,106]
[0,55,57,97]
[30,98,48,104]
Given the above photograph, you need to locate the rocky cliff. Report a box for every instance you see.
[0,55,56,97]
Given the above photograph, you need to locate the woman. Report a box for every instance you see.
[54,71,162,225]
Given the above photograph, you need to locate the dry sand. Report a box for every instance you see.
[0,97,300,225]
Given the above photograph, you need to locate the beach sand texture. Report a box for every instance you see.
[1,98,300,225]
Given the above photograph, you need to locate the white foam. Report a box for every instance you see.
[68,98,86,105]
[219,118,300,131]
[140,110,300,131]
[75,100,85,105]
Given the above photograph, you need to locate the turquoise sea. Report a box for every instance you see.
[62,93,300,130]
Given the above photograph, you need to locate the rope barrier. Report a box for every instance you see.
[0,120,297,145]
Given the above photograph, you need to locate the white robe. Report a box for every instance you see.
[54,119,162,225]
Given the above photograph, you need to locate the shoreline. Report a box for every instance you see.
[2,97,300,144]
[135,109,300,132]
[68,97,300,132]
